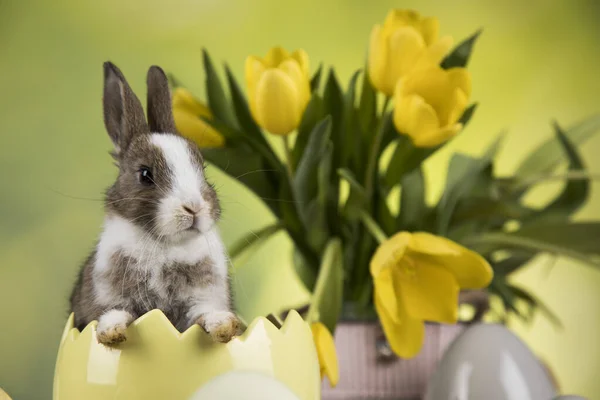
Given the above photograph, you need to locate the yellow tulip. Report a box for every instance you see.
[393,65,471,147]
[310,322,339,387]
[172,87,225,148]
[368,9,454,96]
[245,46,311,136]
[370,232,492,358]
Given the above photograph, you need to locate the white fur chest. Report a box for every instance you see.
[93,215,227,304]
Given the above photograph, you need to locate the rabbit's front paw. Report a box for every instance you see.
[197,311,243,343]
[96,309,133,345]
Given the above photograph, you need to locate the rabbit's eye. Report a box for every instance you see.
[138,167,154,186]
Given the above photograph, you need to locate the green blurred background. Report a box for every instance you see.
[1,0,599,398]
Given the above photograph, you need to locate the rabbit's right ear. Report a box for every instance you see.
[103,62,148,155]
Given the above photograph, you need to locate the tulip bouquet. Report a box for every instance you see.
[171,9,600,360]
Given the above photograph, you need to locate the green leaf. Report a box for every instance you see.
[384,135,436,189]
[338,168,367,220]
[202,49,238,129]
[229,223,284,266]
[338,168,366,200]
[322,70,344,168]
[436,135,503,234]
[342,70,362,168]
[301,142,334,252]
[465,222,600,267]
[459,103,478,127]
[292,94,324,169]
[223,65,283,175]
[492,252,536,277]
[489,278,522,321]
[516,222,600,256]
[531,121,589,220]
[441,29,482,69]
[306,238,344,332]
[310,64,323,92]
[447,161,534,239]
[293,116,333,224]
[293,248,318,292]
[376,186,396,236]
[224,66,266,144]
[397,167,426,231]
[378,110,403,164]
[358,66,377,134]
[359,210,388,245]
[202,147,279,214]
[278,179,304,235]
[506,284,562,328]
[515,114,600,177]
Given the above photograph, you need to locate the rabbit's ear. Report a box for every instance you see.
[103,62,148,155]
[146,65,177,133]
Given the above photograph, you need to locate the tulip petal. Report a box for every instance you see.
[291,49,310,78]
[172,88,212,118]
[409,232,493,289]
[173,109,224,148]
[375,289,425,358]
[396,260,459,323]
[420,17,440,46]
[279,60,310,119]
[370,231,411,278]
[384,27,426,95]
[414,35,453,70]
[264,46,290,68]
[374,270,400,324]
[447,67,472,98]
[412,124,462,147]
[245,56,266,118]
[254,69,300,135]
[368,25,386,93]
[311,322,339,387]
[384,9,421,31]
[393,92,441,147]
[448,88,468,126]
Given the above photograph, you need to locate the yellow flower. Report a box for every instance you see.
[393,65,471,147]
[311,322,339,387]
[368,9,453,96]
[245,46,311,136]
[172,87,225,148]
[370,232,492,358]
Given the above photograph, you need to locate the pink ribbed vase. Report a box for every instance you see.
[321,322,467,400]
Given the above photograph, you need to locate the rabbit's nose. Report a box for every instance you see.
[182,205,200,215]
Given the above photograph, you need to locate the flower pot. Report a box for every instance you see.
[321,321,467,400]
[53,310,320,400]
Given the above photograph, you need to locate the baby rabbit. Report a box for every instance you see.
[70,62,242,345]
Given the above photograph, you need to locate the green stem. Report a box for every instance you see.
[282,135,294,183]
[463,233,600,267]
[359,210,388,244]
[364,96,390,205]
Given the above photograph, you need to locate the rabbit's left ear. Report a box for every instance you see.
[146,65,177,133]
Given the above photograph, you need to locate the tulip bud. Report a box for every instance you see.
[368,9,453,96]
[393,65,471,147]
[172,88,225,148]
[245,47,311,136]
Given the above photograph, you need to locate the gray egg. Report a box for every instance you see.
[424,323,557,400]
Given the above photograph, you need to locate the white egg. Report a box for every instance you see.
[187,371,301,400]
[424,323,557,400]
